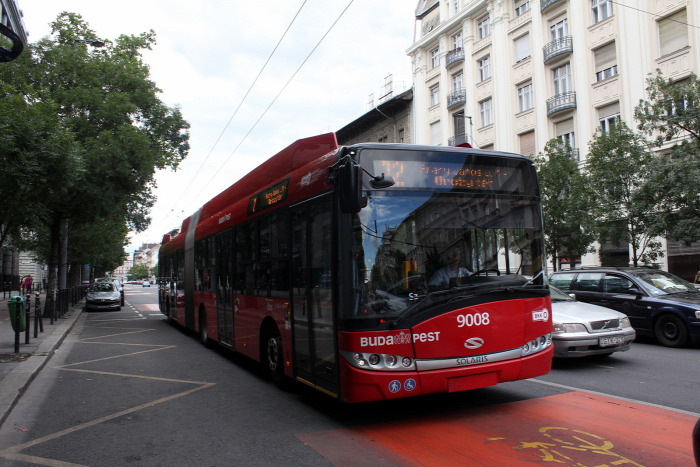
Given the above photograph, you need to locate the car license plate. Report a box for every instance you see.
[599,335,624,347]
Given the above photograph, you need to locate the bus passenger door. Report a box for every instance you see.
[291,197,339,396]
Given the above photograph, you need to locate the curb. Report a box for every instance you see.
[0,303,83,426]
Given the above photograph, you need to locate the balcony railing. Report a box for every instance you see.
[449,133,469,147]
[541,0,563,11]
[543,36,573,63]
[445,47,464,67]
[547,91,577,116]
[447,89,466,108]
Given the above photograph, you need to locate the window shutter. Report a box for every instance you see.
[659,9,688,56]
[514,33,530,62]
[519,131,535,157]
[556,119,574,136]
[594,42,616,72]
[598,102,620,119]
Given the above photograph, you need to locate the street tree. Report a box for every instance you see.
[0,13,189,306]
[586,123,662,266]
[534,139,596,271]
[634,71,700,245]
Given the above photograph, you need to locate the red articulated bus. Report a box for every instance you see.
[158,133,552,403]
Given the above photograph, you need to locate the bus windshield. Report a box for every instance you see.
[347,148,546,328]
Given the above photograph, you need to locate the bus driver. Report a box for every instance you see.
[429,248,472,287]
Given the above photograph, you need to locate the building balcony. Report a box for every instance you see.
[541,0,563,11]
[543,36,573,63]
[449,133,469,147]
[445,47,464,67]
[447,89,466,108]
[547,91,577,116]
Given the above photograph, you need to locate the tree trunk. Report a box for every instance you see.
[44,217,61,319]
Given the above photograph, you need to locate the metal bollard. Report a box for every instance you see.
[24,293,30,344]
[14,296,21,353]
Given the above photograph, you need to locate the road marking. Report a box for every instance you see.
[0,313,216,464]
[298,391,697,465]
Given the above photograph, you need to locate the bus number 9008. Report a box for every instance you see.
[457,312,490,327]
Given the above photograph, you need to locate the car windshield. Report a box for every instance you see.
[90,283,115,292]
[550,285,574,301]
[635,271,698,295]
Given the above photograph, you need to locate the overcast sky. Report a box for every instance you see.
[18,0,418,253]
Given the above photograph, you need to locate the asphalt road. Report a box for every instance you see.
[0,284,696,466]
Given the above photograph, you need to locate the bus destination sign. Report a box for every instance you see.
[373,160,522,192]
[248,178,290,215]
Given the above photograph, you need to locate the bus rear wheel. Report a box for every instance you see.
[199,308,210,347]
[265,334,286,387]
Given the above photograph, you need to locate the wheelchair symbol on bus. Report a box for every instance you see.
[404,378,416,391]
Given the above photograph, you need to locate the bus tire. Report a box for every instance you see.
[198,307,210,347]
[265,334,286,387]
[654,313,688,348]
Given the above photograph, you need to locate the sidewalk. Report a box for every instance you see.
[0,293,83,426]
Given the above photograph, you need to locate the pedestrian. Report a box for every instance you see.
[694,268,700,284]
[24,274,33,294]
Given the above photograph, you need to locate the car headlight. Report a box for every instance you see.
[620,316,631,328]
[553,323,587,333]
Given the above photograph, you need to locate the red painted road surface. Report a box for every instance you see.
[298,391,696,466]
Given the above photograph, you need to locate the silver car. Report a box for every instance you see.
[86,282,122,311]
[551,285,635,358]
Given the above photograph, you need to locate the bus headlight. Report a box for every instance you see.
[522,333,552,357]
[341,351,416,371]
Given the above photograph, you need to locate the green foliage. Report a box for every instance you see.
[634,71,700,245]
[534,140,595,270]
[0,12,190,291]
[586,122,662,266]
[128,264,150,281]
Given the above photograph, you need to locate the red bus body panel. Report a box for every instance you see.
[337,297,552,403]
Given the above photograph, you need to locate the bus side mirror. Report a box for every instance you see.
[329,155,363,214]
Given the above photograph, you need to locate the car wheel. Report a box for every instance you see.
[654,313,688,348]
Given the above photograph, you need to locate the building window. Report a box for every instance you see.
[591,0,613,24]
[518,83,533,112]
[454,0,461,14]
[594,42,617,82]
[598,102,620,133]
[514,33,530,63]
[477,17,490,40]
[550,18,568,41]
[519,131,535,157]
[430,48,440,69]
[398,128,405,143]
[452,32,463,50]
[479,98,493,127]
[478,55,491,81]
[430,84,440,107]
[553,63,572,95]
[658,9,688,57]
[452,72,464,91]
[430,121,441,145]
[599,114,620,133]
[515,1,530,17]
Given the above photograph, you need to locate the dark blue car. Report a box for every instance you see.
[549,267,700,348]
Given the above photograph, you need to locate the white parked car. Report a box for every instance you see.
[550,285,635,358]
